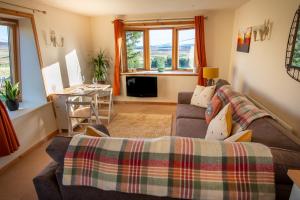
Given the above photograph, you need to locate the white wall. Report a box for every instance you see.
[0,1,93,169]
[0,103,57,169]
[229,0,300,136]
[31,2,93,88]
[90,10,235,102]
[19,18,47,104]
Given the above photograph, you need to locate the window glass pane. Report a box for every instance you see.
[178,29,195,69]
[0,25,11,89]
[126,31,144,69]
[150,29,172,70]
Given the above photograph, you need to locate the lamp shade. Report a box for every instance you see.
[203,67,219,79]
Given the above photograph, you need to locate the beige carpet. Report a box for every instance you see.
[108,113,172,138]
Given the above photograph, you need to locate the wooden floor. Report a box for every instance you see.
[0,103,177,200]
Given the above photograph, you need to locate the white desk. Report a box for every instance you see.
[50,84,110,132]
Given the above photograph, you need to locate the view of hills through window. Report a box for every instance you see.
[125,28,195,70]
[0,25,11,88]
[150,29,172,69]
[178,29,195,69]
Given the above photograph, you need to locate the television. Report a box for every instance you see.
[126,76,157,97]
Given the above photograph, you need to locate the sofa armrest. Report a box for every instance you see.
[178,92,193,104]
[270,147,300,185]
[33,161,62,200]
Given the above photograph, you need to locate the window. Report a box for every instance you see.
[0,21,19,90]
[124,22,196,72]
[150,29,172,70]
[178,29,195,70]
[0,25,12,88]
[125,31,144,69]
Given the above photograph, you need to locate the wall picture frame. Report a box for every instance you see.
[237,27,252,53]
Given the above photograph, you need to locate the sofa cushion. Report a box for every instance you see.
[205,103,232,141]
[224,130,252,142]
[176,104,206,119]
[249,117,300,152]
[176,118,208,138]
[191,85,216,108]
[205,93,222,124]
[177,92,193,104]
[215,79,230,91]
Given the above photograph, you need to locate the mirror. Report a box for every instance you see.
[286,5,300,82]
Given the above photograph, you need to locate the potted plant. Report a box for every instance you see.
[0,80,20,111]
[156,57,165,72]
[92,50,110,84]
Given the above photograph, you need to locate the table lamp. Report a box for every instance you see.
[203,67,219,86]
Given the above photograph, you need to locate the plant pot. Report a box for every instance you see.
[97,80,106,84]
[5,100,19,111]
[158,67,165,72]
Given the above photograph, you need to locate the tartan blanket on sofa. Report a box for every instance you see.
[217,85,270,133]
[63,135,275,200]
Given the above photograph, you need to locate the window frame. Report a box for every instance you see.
[176,27,196,71]
[0,18,20,86]
[123,23,195,72]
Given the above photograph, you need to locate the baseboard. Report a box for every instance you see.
[0,130,59,175]
[114,100,177,105]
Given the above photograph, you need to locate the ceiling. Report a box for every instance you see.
[28,0,249,16]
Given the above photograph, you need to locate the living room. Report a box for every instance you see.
[0,0,300,199]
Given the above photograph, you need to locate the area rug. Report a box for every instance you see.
[108,113,172,138]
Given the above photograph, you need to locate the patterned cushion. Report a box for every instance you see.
[191,85,216,108]
[205,93,222,124]
[224,130,252,142]
[205,103,232,141]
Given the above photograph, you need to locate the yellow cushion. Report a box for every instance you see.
[224,130,253,142]
[205,103,232,141]
[86,126,109,137]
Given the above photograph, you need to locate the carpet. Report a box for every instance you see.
[108,113,172,138]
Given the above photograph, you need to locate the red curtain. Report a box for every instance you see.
[195,16,207,86]
[113,19,124,96]
[0,101,19,157]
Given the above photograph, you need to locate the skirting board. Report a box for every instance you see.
[114,100,177,105]
[0,130,58,175]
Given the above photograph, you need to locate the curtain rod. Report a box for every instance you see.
[0,1,47,14]
[112,16,207,23]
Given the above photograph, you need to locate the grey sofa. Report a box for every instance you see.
[34,82,300,200]
[176,83,300,200]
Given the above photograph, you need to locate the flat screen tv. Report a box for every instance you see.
[126,76,157,97]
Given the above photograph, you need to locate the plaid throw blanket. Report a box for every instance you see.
[217,85,270,133]
[63,135,275,200]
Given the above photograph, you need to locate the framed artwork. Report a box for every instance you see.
[237,27,252,53]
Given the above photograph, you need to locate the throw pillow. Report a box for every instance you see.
[191,85,216,108]
[205,93,222,124]
[86,126,110,137]
[205,103,232,141]
[224,130,252,142]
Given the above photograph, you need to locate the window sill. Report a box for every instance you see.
[121,71,198,76]
[8,101,51,121]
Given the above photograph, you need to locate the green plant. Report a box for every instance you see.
[126,31,143,69]
[92,51,110,82]
[0,80,20,101]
